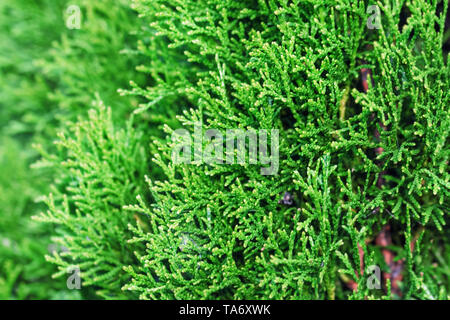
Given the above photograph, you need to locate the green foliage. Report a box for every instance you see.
[30,0,181,298]
[122,0,449,299]
[0,0,73,299]
[0,137,80,299]
[37,0,146,125]
[1,0,448,300]
[0,0,67,138]
[34,104,148,298]
[0,0,148,298]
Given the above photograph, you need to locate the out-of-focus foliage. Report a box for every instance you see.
[0,0,71,299]
[0,0,147,299]
[0,137,81,299]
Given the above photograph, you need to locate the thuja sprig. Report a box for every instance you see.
[34,102,149,298]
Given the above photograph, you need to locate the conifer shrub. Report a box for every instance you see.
[31,0,183,299]
[0,0,149,298]
[121,0,449,299]
[0,0,75,299]
[1,0,448,300]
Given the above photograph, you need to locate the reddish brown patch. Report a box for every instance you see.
[375,225,404,297]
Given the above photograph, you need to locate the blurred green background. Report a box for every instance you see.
[0,0,143,299]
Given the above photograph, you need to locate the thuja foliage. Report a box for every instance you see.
[37,0,147,125]
[0,0,75,299]
[0,0,148,298]
[1,0,448,300]
[0,0,66,138]
[35,104,149,298]
[0,137,80,299]
[121,0,449,299]
[32,0,180,298]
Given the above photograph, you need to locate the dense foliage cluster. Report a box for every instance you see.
[0,0,448,299]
